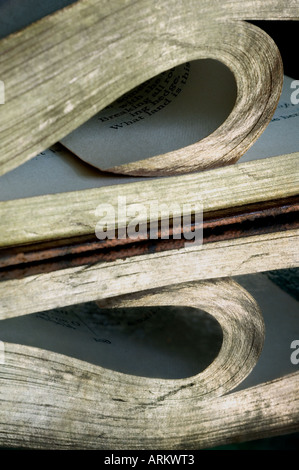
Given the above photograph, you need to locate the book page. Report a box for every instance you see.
[60,65,299,172]
[60,59,237,169]
[0,0,298,201]
[0,71,298,201]
[0,273,298,387]
[239,75,299,162]
[0,143,146,201]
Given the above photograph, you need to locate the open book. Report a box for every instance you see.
[0,62,298,449]
[0,0,298,451]
[0,66,298,201]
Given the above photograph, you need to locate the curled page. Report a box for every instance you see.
[0,73,297,201]
[61,60,237,171]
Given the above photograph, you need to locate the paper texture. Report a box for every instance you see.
[61,59,237,169]
[0,71,298,201]
[0,273,298,387]
[240,75,299,162]
[0,144,146,201]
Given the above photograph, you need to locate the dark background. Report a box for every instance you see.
[249,21,299,79]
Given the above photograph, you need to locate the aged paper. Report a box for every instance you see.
[0,71,298,201]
